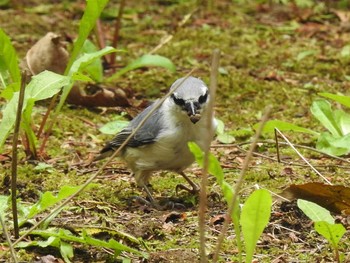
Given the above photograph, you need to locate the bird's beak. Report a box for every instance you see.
[185,101,201,123]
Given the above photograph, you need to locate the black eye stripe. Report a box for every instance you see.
[198,92,208,104]
[171,94,185,106]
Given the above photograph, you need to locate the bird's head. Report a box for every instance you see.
[169,77,209,124]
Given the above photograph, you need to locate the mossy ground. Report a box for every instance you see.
[1,0,350,262]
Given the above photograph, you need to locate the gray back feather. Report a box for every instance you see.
[100,100,163,154]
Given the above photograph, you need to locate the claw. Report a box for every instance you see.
[175,171,200,195]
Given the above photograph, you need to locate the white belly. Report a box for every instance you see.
[123,116,209,173]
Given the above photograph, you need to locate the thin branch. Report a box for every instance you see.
[0,215,18,263]
[199,49,220,263]
[110,0,126,66]
[11,69,197,248]
[274,128,332,185]
[274,128,281,163]
[11,73,27,239]
[212,106,272,262]
[212,140,350,164]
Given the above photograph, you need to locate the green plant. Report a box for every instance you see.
[298,199,346,262]
[0,185,147,262]
[260,93,350,156]
[188,142,272,263]
[0,0,176,158]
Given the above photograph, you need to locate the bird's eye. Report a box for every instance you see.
[198,92,208,104]
[171,94,185,106]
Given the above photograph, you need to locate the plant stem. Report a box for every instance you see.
[212,106,272,262]
[110,0,126,66]
[11,73,27,238]
[198,49,220,263]
[0,215,18,263]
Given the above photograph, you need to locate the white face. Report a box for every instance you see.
[171,87,209,123]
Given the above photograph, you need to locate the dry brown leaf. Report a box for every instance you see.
[23,32,69,75]
[280,182,350,215]
[332,9,350,23]
[67,84,130,107]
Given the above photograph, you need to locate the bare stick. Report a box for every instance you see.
[212,106,272,262]
[110,0,126,66]
[274,128,281,163]
[198,49,220,263]
[11,73,27,238]
[0,215,18,263]
[11,69,197,248]
[275,128,332,185]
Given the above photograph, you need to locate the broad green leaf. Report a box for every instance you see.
[60,241,74,263]
[0,28,21,96]
[56,47,117,114]
[65,0,109,73]
[68,47,116,78]
[314,221,346,248]
[215,118,225,134]
[316,132,350,156]
[334,110,350,135]
[26,71,70,100]
[319,93,350,108]
[80,40,104,82]
[99,118,129,135]
[217,133,235,144]
[296,50,317,61]
[256,119,318,135]
[188,142,224,184]
[340,45,350,58]
[241,189,272,263]
[16,236,59,249]
[25,185,83,221]
[107,54,176,82]
[311,99,342,137]
[0,71,70,149]
[297,199,334,224]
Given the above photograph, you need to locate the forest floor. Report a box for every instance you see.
[0,0,350,262]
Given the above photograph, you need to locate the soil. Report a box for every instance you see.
[0,0,350,262]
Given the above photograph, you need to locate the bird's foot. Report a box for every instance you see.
[128,196,185,210]
[175,183,200,195]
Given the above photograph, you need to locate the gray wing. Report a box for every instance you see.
[100,100,164,154]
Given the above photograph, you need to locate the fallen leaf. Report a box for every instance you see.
[162,211,186,223]
[210,214,226,225]
[67,84,130,107]
[279,183,350,215]
[332,9,350,23]
[22,32,69,75]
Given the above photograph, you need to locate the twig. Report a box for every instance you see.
[11,69,197,248]
[0,215,18,263]
[274,128,281,163]
[110,0,126,66]
[37,93,59,156]
[11,73,27,239]
[235,145,350,169]
[212,106,272,262]
[198,49,220,263]
[212,140,350,164]
[274,128,332,185]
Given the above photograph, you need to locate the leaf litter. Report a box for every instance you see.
[1,0,350,262]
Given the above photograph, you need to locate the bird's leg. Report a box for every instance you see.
[175,171,200,195]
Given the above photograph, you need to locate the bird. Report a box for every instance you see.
[95,76,216,208]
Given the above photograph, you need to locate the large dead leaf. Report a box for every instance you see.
[280,182,350,215]
[22,32,69,75]
[67,84,130,107]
